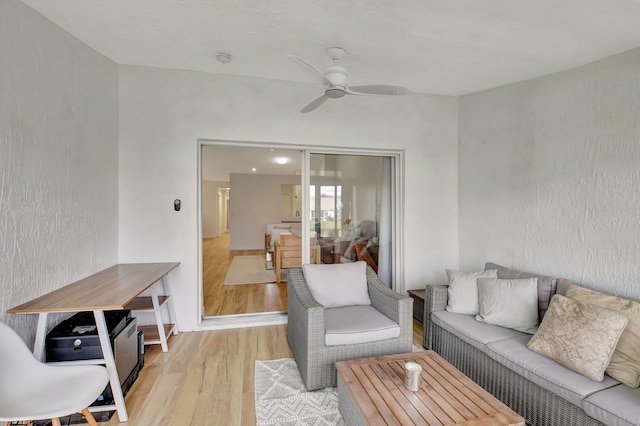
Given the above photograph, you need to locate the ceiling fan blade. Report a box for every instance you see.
[288,55,331,86]
[300,95,329,113]
[346,84,409,96]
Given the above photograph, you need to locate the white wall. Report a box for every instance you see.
[458,48,640,300]
[0,0,119,342]
[229,173,301,250]
[118,66,459,331]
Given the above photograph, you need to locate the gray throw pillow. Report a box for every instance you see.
[475,278,539,334]
[485,262,557,321]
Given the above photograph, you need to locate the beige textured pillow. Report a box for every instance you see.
[566,284,640,387]
[527,295,628,382]
[446,269,498,315]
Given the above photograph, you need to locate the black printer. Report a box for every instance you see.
[44,311,144,423]
[46,311,132,361]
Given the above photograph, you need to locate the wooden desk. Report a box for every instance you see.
[336,351,525,426]
[7,262,180,423]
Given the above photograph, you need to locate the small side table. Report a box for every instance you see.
[407,289,425,323]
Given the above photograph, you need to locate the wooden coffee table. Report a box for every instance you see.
[336,351,525,426]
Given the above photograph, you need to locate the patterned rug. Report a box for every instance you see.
[254,358,344,425]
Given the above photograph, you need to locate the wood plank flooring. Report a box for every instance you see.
[101,235,425,425]
[103,320,424,425]
[203,234,287,316]
[103,325,292,426]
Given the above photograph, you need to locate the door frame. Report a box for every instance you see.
[197,139,404,329]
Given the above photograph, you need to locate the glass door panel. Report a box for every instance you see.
[309,153,394,286]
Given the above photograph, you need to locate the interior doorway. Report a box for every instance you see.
[200,144,302,317]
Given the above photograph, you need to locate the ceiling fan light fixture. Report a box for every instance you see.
[325,88,345,98]
[289,48,408,113]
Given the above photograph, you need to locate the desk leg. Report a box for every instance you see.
[93,310,128,422]
[33,312,48,361]
[151,293,169,352]
[163,275,178,336]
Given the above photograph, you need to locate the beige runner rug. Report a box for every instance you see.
[223,255,276,285]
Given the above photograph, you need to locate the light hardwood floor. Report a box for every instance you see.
[203,234,287,316]
[103,235,424,425]
[103,320,425,425]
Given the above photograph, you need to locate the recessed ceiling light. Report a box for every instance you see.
[275,157,288,165]
[251,167,257,172]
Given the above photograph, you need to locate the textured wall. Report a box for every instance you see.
[0,0,119,344]
[458,48,640,300]
[118,66,459,330]
[229,173,301,250]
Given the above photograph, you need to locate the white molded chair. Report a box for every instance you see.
[0,321,110,426]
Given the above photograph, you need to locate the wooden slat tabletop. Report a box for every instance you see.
[336,351,525,426]
[7,262,179,313]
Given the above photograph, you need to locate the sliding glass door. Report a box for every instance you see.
[198,141,402,323]
[308,153,396,286]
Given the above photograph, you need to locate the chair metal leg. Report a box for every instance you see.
[82,408,99,426]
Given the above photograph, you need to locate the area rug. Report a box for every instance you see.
[223,255,276,285]
[255,358,343,425]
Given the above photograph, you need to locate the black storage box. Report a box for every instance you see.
[46,311,131,362]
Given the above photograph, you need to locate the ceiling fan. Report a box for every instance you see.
[288,47,409,113]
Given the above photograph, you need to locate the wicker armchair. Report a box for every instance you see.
[287,266,413,390]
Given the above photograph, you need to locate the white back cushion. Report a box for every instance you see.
[302,261,371,308]
[446,269,498,315]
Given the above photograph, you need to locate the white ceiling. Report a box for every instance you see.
[201,146,301,182]
[21,0,640,96]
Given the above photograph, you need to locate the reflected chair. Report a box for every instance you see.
[355,240,378,273]
[0,321,110,426]
[287,263,413,390]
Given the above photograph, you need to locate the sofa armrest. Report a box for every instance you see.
[286,268,326,360]
[423,284,448,349]
[366,267,413,335]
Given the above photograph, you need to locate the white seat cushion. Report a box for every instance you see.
[583,384,640,426]
[324,305,400,346]
[487,335,619,407]
[432,310,527,351]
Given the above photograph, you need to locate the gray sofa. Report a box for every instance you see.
[422,263,640,426]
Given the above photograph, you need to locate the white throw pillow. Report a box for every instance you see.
[446,269,498,315]
[475,278,539,334]
[302,261,371,308]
